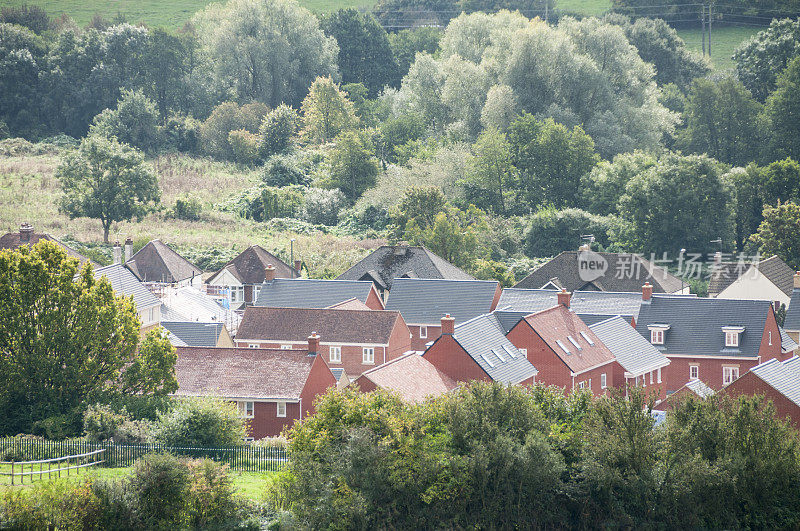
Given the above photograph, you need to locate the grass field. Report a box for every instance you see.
[677,26,759,70]
[556,0,610,16]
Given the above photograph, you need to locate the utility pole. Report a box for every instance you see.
[701,4,706,56]
[708,2,713,58]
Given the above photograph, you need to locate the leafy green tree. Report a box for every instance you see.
[0,241,140,436]
[258,104,300,158]
[582,151,656,215]
[761,157,800,206]
[462,128,515,215]
[119,328,178,396]
[153,396,247,447]
[0,4,52,34]
[58,135,161,242]
[90,89,163,154]
[227,129,260,164]
[480,84,518,132]
[523,207,619,258]
[723,164,766,250]
[734,18,800,102]
[750,201,800,269]
[200,101,268,160]
[765,56,800,161]
[389,26,442,79]
[262,152,312,187]
[0,23,47,138]
[320,9,400,95]
[141,27,191,117]
[391,186,447,235]
[377,113,426,163]
[301,76,358,144]
[405,204,489,268]
[325,130,379,202]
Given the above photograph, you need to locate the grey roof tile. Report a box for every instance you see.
[781,327,798,353]
[785,289,800,331]
[684,379,715,398]
[709,255,794,297]
[253,278,376,308]
[590,316,670,377]
[749,358,800,407]
[161,321,225,348]
[385,278,499,325]
[499,288,646,319]
[93,264,161,311]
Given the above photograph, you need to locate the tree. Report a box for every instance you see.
[141,28,190,118]
[58,135,161,243]
[765,56,800,161]
[524,207,620,258]
[325,130,380,202]
[678,76,763,167]
[320,9,400,96]
[118,328,178,396]
[405,204,490,268]
[192,0,338,108]
[389,26,442,80]
[734,18,800,102]
[301,76,358,144]
[582,151,657,215]
[0,23,47,138]
[258,104,300,158]
[462,128,515,215]
[480,84,518,132]
[723,164,765,250]
[200,101,268,160]
[761,158,800,206]
[90,89,163,154]
[0,241,140,436]
[750,201,800,270]
[377,113,426,163]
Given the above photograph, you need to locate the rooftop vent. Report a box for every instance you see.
[568,335,581,350]
[480,352,495,368]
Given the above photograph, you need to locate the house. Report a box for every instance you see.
[513,250,687,294]
[336,245,474,301]
[653,378,715,411]
[173,338,336,439]
[161,321,233,348]
[784,272,800,343]
[235,306,411,377]
[725,356,800,428]
[505,291,619,397]
[92,263,161,332]
[589,316,671,400]
[423,314,538,385]
[253,278,384,310]
[385,278,502,351]
[498,288,649,326]
[709,255,795,306]
[206,246,301,310]
[354,352,458,403]
[635,292,785,393]
[1,223,94,266]
[126,239,202,288]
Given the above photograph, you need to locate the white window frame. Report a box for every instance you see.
[230,285,244,303]
[276,402,286,418]
[419,326,427,339]
[690,365,699,380]
[281,344,293,350]
[329,346,341,363]
[363,347,375,364]
[577,381,586,389]
[600,373,607,389]
[725,331,739,347]
[657,368,662,383]
[244,437,255,442]
[723,366,739,386]
[253,285,261,299]
[650,371,654,385]
[238,401,254,419]
[651,329,664,345]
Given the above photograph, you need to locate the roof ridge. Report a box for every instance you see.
[393,277,498,284]
[255,306,400,316]
[360,351,419,376]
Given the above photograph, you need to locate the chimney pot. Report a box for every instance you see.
[112,241,122,265]
[265,264,276,282]
[19,223,33,242]
[307,332,320,356]
[124,237,133,262]
[557,288,571,308]
[642,282,653,302]
[795,271,800,290]
[441,314,455,335]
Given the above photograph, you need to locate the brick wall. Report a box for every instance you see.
[506,322,572,390]
[409,324,441,351]
[725,371,800,428]
[300,354,337,417]
[248,400,300,439]
[423,334,491,383]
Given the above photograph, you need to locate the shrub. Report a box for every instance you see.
[262,152,312,187]
[186,459,239,528]
[259,104,300,158]
[262,469,297,512]
[0,121,9,140]
[228,129,260,165]
[201,101,268,160]
[83,403,129,442]
[523,207,620,258]
[301,187,347,226]
[129,453,190,529]
[152,396,247,448]
[90,89,163,154]
[0,480,102,529]
[163,113,201,154]
[171,196,203,221]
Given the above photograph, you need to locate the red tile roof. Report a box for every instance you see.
[0,230,94,266]
[357,352,457,403]
[174,346,315,400]
[327,297,372,310]
[206,245,295,284]
[522,305,616,373]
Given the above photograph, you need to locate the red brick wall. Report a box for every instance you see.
[353,375,378,393]
[365,288,385,310]
[244,285,254,305]
[506,322,572,390]
[243,342,387,378]
[725,371,800,428]
[409,324,441,351]
[622,369,667,401]
[248,400,300,439]
[664,356,760,392]
[387,315,412,358]
[572,362,619,397]
[761,308,785,361]
[423,334,491,383]
[300,354,337,417]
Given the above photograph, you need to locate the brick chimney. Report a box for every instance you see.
[265,264,276,282]
[795,271,800,290]
[441,314,455,335]
[19,223,33,243]
[307,332,320,356]
[557,288,571,308]
[124,237,133,262]
[294,260,302,277]
[642,282,653,302]
[112,241,122,264]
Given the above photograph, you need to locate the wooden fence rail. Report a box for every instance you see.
[1,449,105,485]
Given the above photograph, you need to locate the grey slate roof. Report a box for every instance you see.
[590,316,670,377]
[781,327,798,353]
[93,264,161,311]
[253,278,376,308]
[385,278,499,325]
[749,357,800,407]
[337,245,474,291]
[448,313,538,384]
[330,368,346,383]
[709,255,795,297]
[126,239,201,284]
[499,288,646,320]
[635,296,772,357]
[494,310,627,334]
[161,321,226,348]
[785,289,800,331]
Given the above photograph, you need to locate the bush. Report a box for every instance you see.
[259,104,300,158]
[228,129,260,165]
[524,207,620,258]
[90,89,163,154]
[201,101,268,160]
[262,152,312,187]
[83,403,129,442]
[152,396,247,448]
[0,480,102,529]
[163,113,201,154]
[301,187,347,226]
[185,459,239,528]
[171,196,203,221]
[129,453,190,529]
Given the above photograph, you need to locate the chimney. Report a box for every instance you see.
[441,314,455,335]
[265,264,276,282]
[113,241,122,264]
[307,332,320,356]
[294,260,302,277]
[557,288,571,308]
[124,237,133,262]
[19,223,33,243]
[642,282,653,302]
[795,271,800,290]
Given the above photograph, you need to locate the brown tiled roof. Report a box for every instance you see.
[236,306,402,344]
[174,346,315,400]
[327,297,372,310]
[0,229,94,266]
[126,239,201,283]
[357,352,457,403]
[709,255,794,298]
[522,305,616,374]
[206,245,295,284]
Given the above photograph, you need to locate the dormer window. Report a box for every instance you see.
[647,324,670,345]
[722,326,745,348]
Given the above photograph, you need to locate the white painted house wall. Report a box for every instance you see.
[717,266,790,306]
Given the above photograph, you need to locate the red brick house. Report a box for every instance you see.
[385,278,502,351]
[1,223,94,266]
[423,313,538,385]
[653,379,715,411]
[506,290,619,397]
[173,339,336,439]
[725,356,800,428]
[354,352,458,403]
[235,306,411,377]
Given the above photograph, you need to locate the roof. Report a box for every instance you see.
[635,296,772,357]
[445,313,538,384]
[499,288,646,320]
[785,288,800,331]
[781,327,798,353]
[747,357,800,408]
[709,255,795,297]
[93,263,161,310]
[358,352,457,403]
[589,316,670,377]
[0,227,94,266]
[330,368,347,382]
[161,286,239,327]
[521,305,617,374]
[684,379,715,399]
[513,251,684,293]
[173,346,317,400]
[206,245,295,285]
[337,245,474,291]
[385,278,499,325]
[253,278,377,308]
[327,297,372,310]
[161,321,226,348]
[126,239,201,284]
[236,306,402,344]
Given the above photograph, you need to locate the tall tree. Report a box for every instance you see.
[301,76,358,144]
[90,89,163,154]
[723,164,766,251]
[761,158,800,206]
[765,56,800,161]
[58,135,161,242]
[142,27,190,117]
[462,128,515,215]
[750,201,800,270]
[0,23,47,138]
[734,18,800,102]
[325,130,380,202]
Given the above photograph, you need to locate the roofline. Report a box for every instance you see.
[236,339,390,347]
[172,393,301,401]
[392,277,499,285]
[514,318,575,374]
[663,353,760,360]
[359,351,420,377]
[424,333,493,381]
[245,305,399,315]
[571,358,618,377]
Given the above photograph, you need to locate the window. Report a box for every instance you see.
[769,331,772,346]
[577,381,586,389]
[601,373,607,389]
[580,331,595,346]
[651,329,664,344]
[725,331,739,347]
[363,347,375,364]
[329,346,341,363]
[276,402,286,417]
[588,378,591,389]
[502,344,517,358]
[248,344,259,349]
[657,368,662,383]
[281,345,293,350]
[556,340,571,355]
[238,401,254,418]
[723,366,739,385]
[690,365,699,380]
[492,348,506,363]
[419,326,427,339]
[519,348,528,357]
[568,335,581,350]
[244,437,254,442]
[230,286,244,303]
[253,285,261,299]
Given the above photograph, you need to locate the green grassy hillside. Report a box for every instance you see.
[676,26,759,71]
